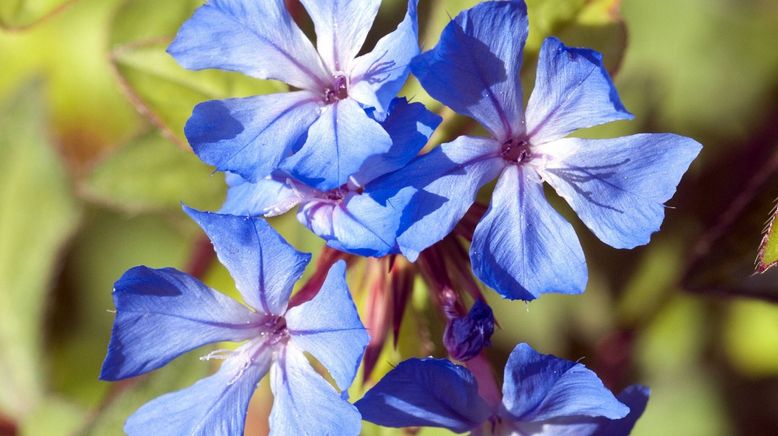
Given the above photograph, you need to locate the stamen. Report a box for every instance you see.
[200,349,235,361]
[227,356,252,385]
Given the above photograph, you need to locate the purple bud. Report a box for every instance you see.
[443,299,495,361]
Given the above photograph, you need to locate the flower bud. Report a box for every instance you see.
[443,299,495,361]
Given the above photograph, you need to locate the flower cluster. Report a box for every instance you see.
[101,0,701,435]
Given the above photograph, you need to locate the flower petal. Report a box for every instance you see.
[410,1,528,140]
[298,193,401,257]
[355,358,491,433]
[590,385,650,436]
[501,343,629,423]
[269,346,362,436]
[537,134,702,249]
[184,92,322,183]
[285,261,369,390]
[470,166,587,300]
[353,97,442,186]
[300,0,381,73]
[125,343,271,436]
[368,136,504,261]
[168,0,328,90]
[510,385,650,435]
[184,206,311,316]
[349,0,419,118]
[100,266,261,381]
[219,173,300,218]
[280,97,392,191]
[525,37,633,145]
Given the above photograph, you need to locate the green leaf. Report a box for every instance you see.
[81,131,225,212]
[109,0,286,147]
[0,83,81,418]
[19,396,86,436]
[0,0,73,30]
[724,300,778,376]
[757,204,778,272]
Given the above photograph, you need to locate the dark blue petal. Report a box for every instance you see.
[526,37,633,145]
[410,1,528,140]
[300,0,380,74]
[353,98,441,185]
[501,343,629,423]
[184,206,311,315]
[537,134,702,249]
[350,0,420,118]
[591,385,650,436]
[269,347,361,436]
[285,261,369,391]
[470,166,587,300]
[443,299,495,361]
[368,136,504,261]
[298,193,401,257]
[124,343,271,436]
[100,266,261,381]
[355,358,491,432]
[280,97,393,191]
[168,0,329,90]
[510,385,650,435]
[185,92,322,183]
[219,173,300,217]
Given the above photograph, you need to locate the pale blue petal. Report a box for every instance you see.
[269,346,361,436]
[538,134,702,249]
[280,97,392,191]
[219,173,300,217]
[168,0,328,90]
[185,92,322,183]
[184,206,311,315]
[501,343,629,423]
[125,343,271,436]
[368,136,504,261]
[300,0,380,73]
[470,166,587,300]
[349,0,419,118]
[355,358,491,433]
[298,193,400,257]
[285,261,369,390]
[100,266,261,381]
[353,98,441,186]
[410,1,528,140]
[526,37,632,145]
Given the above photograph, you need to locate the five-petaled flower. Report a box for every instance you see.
[368,0,702,300]
[100,206,369,435]
[356,343,649,435]
[220,98,441,257]
[170,0,421,191]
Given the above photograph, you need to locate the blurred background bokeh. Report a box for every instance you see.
[1,0,777,434]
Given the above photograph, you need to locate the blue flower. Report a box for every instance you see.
[368,0,702,300]
[169,0,420,191]
[219,98,441,257]
[355,343,649,435]
[100,206,369,435]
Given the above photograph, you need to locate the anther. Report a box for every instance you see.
[501,138,532,164]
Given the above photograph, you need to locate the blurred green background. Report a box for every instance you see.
[1,0,777,434]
